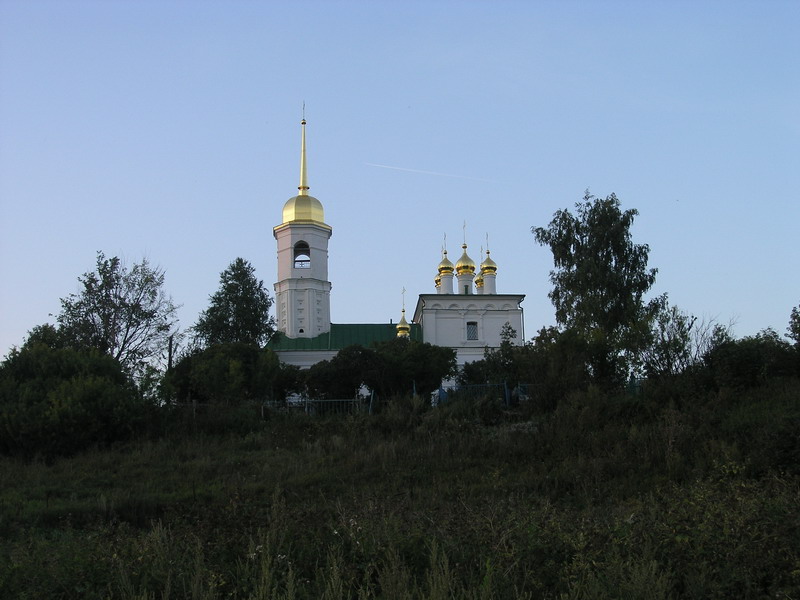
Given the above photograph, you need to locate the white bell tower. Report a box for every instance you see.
[273,119,332,338]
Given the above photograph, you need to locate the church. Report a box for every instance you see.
[267,119,525,369]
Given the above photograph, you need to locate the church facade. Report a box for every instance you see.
[268,120,524,368]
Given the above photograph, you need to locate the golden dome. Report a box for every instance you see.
[437,250,455,275]
[281,194,326,225]
[396,309,411,338]
[434,274,442,288]
[475,273,484,288]
[480,249,497,275]
[455,243,476,275]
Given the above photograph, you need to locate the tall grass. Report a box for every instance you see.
[1,379,799,598]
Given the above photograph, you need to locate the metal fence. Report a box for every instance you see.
[266,395,372,416]
[175,383,548,420]
[435,382,539,407]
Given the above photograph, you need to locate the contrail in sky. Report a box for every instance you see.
[365,162,495,183]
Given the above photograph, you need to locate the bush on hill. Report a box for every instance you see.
[0,343,145,457]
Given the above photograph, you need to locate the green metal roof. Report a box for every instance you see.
[267,322,422,352]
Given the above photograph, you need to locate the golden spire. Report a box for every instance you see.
[278,114,327,227]
[298,116,309,196]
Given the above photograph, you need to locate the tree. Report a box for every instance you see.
[194,258,275,347]
[459,323,521,386]
[366,338,457,399]
[641,297,695,378]
[21,323,66,350]
[788,303,800,347]
[532,192,659,385]
[303,340,456,401]
[57,252,178,376]
[305,345,376,400]
[165,343,296,405]
[704,328,796,389]
[0,343,141,457]
[458,325,590,408]
[524,326,591,404]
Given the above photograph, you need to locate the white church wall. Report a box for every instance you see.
[413,293,525,367]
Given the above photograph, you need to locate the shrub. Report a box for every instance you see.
[705,329,795,390]
[0,344,143,457]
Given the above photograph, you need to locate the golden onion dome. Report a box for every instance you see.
[480,249,497,275]
[455,243,476,275]
[434,274,442,288]
[437,250,455,275]
[281,194,326,225]
[396,309,411,338]
[474,272,484,288]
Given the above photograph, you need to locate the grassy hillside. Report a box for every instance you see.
[1,380,799,599]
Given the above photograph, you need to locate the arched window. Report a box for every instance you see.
[294,241,311,269]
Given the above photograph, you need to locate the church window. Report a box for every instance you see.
[466,321,479,340]
[294,241,311,268]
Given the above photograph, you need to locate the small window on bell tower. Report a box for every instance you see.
[294,241,311,269]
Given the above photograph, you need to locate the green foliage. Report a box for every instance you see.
[788,302,800,347]
[459,326,590,409]
[367,338,457,399]
[165,343,297,405]
[56,252,178,377]
[704,328,796,390]
[193,258,275,347]
[305,340,456,401]
[461,323,520,386]
[642,297,695,378]
[0,343,143,457]
[305,345,374,400]
[20,323,67,350]
[533,192,659,386]
[522,327,591,406]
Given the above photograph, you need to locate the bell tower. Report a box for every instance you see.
[273,119,332,338]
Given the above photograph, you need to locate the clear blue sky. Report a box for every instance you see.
[1,0,798,357]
